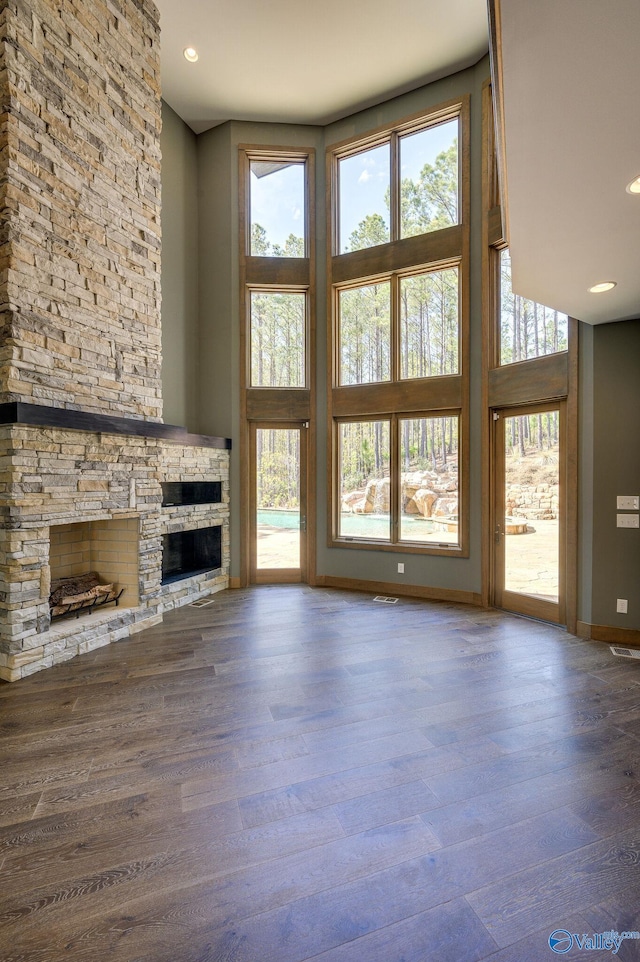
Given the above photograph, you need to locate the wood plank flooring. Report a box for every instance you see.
[1,585,640,961]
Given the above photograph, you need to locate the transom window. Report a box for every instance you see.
[499,249,568,365]
[250,159,306,256]
[337,116,459,254]
[399,120,459,237]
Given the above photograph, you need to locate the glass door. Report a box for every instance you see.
[493,402,566,624]
[250,422,307,584]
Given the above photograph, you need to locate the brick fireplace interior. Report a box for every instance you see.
[49,518,141,608]
[0,0,230,681]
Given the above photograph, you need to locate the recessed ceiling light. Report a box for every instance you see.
[588,281,617,294]
[183,46,199,63]
[626,176,640,195]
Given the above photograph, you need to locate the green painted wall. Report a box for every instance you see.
[578,322,594,625]
[589,318,640,629]
[160,102,199,429]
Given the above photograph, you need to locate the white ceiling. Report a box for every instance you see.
[156,0,640,327]
[499,0,640,325]
[155,0,489,133]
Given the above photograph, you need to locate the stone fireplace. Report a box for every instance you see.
[0,1,230,681]
[0,411,230,681]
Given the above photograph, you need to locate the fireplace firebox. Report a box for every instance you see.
[162,526,222,584]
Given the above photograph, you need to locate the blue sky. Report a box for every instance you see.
[249,118,458,253]
[339,118,458,251]
[250,162,305,251]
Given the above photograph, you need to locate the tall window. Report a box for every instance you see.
[482,79,577,630]
[239,147,315,585]
[328,100,469,556]
[241,148,313,392]
[337,117,459,253]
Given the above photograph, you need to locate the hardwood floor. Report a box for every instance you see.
[1,585,640,961]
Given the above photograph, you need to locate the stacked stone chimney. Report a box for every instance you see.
[0,0,230,681]
[0,0,162,417]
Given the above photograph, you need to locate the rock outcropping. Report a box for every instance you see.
[342,466,459,520]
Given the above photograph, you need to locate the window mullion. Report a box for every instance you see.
[390,132,400,241]
[390,414,399,544]
[391,273,400,383]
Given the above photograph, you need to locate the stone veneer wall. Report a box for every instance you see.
[0,0,162,419]
[0,425,229,681]
[160,443,230,613]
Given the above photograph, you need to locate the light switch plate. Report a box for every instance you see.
[617,496,640,510]
[617,514,639,528]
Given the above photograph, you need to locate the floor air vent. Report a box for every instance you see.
[373,596,398,604]
[609,645,640,659]
[189,597,215,608]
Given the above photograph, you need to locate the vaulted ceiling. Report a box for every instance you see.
[156,0,640,326]
[155,0,489,132]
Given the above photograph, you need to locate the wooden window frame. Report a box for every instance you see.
[326,98,470,558]
[481,80,578,630]
[334,260,462,388]
[333,410,464,556]
[239,146,316,587]
[247,285,310,391]
[495,248,570,369]
[332,102,464,255]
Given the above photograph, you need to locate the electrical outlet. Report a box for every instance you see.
[617,599,628,614]
[617,496,640,510]
[617,514,639,528]
[397,563,404,574]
